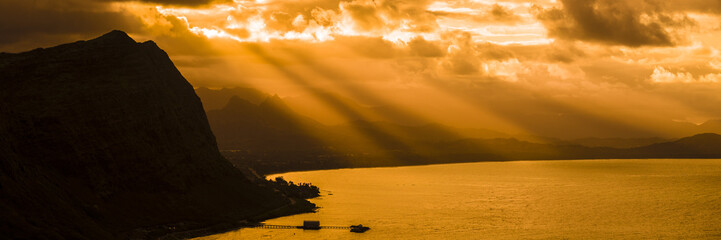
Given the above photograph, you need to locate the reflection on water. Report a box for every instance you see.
[196,159,721,239]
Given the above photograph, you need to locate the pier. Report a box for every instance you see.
[247,221,370,233]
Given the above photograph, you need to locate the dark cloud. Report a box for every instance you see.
[376,0,438,32]
[94,0,232,7]
[342,1,383,32]
[0,0,145,51]
[0,0,224,63]
[441,31,479,75]
[149,16,219,56]
[255,0,342,32]
[445,54,478,75]
[408,37,444,58]
[477,42,515,61]
[340,0,438,33]
[537,0,692,47]
[486,4,522,23]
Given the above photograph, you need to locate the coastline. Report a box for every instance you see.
[153,157,721,239]
[151,197,316,240]
[261,157,721,176]
[156,158,721,239]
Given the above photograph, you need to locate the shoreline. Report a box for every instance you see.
[263,157,721,176]
[153,157,721,239]
[149,197,316,240]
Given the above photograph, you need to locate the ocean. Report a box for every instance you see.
[196,159,721,239]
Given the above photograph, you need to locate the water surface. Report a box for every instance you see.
[196,159,721,239]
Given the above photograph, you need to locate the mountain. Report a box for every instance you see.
[201,86,721,173]
[412,133,721,164]
[331,121,509,143]
[549,137,672,148]
[206,95,329,150]
[629,133,721,158]
[0,30,312,239]
[203,90,503,173]
[195,87,268,110]
[205,94,352,173]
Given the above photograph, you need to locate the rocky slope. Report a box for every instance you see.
[0,30,311,239]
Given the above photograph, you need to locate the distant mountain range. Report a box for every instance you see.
[196,88,721,174]
[195,86,268,110]
[207,95,328,151]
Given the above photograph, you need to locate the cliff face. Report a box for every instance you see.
[0,31,303,239]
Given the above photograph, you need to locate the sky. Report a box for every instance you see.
[3,0,721,138]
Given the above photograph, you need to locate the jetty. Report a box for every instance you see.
[247,221,370,233]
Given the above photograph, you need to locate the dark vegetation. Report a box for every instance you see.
[0,31,314,240]
[266,177,320,199]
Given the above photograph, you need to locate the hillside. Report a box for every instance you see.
[629,133,721,158]
[0,30,312,239]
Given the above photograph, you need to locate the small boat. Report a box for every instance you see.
[350,224,370,233]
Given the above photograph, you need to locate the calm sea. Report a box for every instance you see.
[196,159,721,239]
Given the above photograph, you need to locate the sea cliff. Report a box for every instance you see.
[0,30,313,239]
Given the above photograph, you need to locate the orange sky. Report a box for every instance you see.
[2,0,721,138]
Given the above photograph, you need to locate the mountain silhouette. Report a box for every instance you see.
[0,30,312,239]
[207,95,328,151]
[195,86,268,110]
[197,87,721,174]
[630,133,721,158]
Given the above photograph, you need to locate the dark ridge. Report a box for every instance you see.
[224,95,258,111]
[676,133,721,143]
[92,30,137,45]
[195,87,269,110]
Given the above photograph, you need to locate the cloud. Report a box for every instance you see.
[95,0,232,7]
[336,36,397,58]
[408,37,444,57]
[430,3,522,24]
[650,66,721,83]
[477,42,515,61]
[664,0,721,14]
[0,0,145,51]
[441,31,480,75]
[339,0,438,33]
[341,0,384,32]
[488,4,522,23]
[148,15,220,56]
[536,0,694,47]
